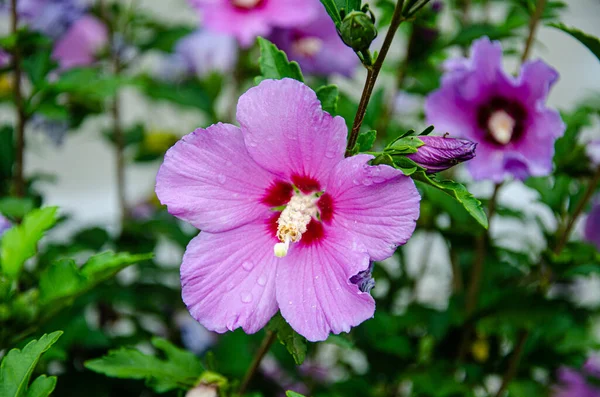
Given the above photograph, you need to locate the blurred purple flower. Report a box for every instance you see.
[187,0,320,47]
[584,198,600,250]
[171,30,238,80]
[587,140,600,167]
[0,215,11,238]
[12,0,86,39]
[554,356,600,397]
[425,37,565,182]
[175,312,218,355]
[51,15,108,70]
[350,262,375,293]
[270,5,358,77]
[0,49,10,67]
[407,135,477,173]
[30,114,69,146]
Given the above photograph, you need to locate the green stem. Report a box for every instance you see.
[345,0,406,156]
[521,0,547,63]
[11,0,26,199]
[238,331,277,395]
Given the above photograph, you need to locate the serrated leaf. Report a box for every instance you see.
[548,23,600,63]
[85,337,204,393]
[267,313,307,365]
[81,251,153,281]
[286,392,307,397]
[414,172,488,229]
[0,331,62,397]
[356,130,376,152]
[256,37,304,83]
[39,259,86,304]
[25,375,57,397]
[1,207,58,279]
[316,85,339,115]
[320,0,343,26]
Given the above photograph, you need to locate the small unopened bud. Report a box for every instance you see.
[339,11,377,52]
[406,135,476,173]
[186,385,218,397]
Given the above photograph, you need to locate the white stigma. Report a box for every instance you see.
[292,37,323,58]
[488,110,516,145]
[273,194,318,257]
[232,0,261,8]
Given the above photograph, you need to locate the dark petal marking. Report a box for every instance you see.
[261,180,294,207]
[317,193,335,223]
[476,95,528,146]
[299,219,325,246]
[291,174,321,194]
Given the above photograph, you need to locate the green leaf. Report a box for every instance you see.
[50,68,125,100]
[22,49,55,89]
[345,0,361,12]
[320,0,343,26]
[286,392,307,397]
[356,130,377,152]
[81,251,153,281]
[85,337,204,393]
[548,23,600,63]
[1,207,59,279]
[136,77,214,115]
[0,197,35,219]
[414,173,488,229]
[386,136,424,154]
[256,37,304,83]
[25,376,57,397]
[267,313,307,365]
[0,331,62,397]
[316,85,339,115]
[39,259,86,304]
[0,125,14,190]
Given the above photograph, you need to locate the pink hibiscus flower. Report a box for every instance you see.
[187,0,320,47]
[52,15,108,70]
[155,78,420,341]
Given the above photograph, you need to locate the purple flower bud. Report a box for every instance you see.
[350,262,375,293]
[406,135,477,173]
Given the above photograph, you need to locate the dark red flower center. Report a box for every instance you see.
[230,0,265,10]
[477,96,527,146]
[263,175,335,249]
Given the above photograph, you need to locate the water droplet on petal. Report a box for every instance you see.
[362,178,373,186]
[352,179,361,185]
[217,174,226,184]
[241,292,253,303]
[242,261,254,271]
[288,300,293,305]
[257,275,267,286]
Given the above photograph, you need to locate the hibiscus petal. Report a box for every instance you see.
[182,221,279,334]
[237,78,347,185]
[519,60,559,104]
[156,123,276,233]
[276,227,374,342]
[324,154,420,261]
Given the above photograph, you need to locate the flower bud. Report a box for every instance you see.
[339,10,377,52]
[406,135,476,173]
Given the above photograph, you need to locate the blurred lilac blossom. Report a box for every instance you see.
[0,214,11,238]
[187,0,321,47]
[0,49,10,67]
[584,198,600,250]
[175,312,218,355]
[12,0,87,39]
[167,30,238,80]
[270,5,358,77]
[51,15,108,70]
[554,355,600,397]
[407,135,477,173]
[425,37,565,182]
[30,114,69,146]
[587,140,600,167]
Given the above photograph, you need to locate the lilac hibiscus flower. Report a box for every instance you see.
[584,198,600,250]
[187,0,320,47]
[51,15,108,70]
[171,30,238,80]
[156,78,420,341]
[554,356,600,397]
[425,37,565,182]
[13,0,85,39]
[270,5,358,77]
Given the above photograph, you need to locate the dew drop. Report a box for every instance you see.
[352,179,361,185]
[362,178,373,186]
[217,174,226,184]
[242,261,254,271]
[257,275,267,286]
[241,292,253,303]
[288,300,293,305]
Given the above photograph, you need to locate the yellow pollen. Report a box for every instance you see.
[488,110,515,145]
[273,194,318,257]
